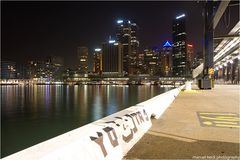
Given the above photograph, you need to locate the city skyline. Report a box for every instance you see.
[2,1,205,68]
[1,1,240,158]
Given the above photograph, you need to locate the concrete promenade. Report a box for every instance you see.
[125,85,240,159]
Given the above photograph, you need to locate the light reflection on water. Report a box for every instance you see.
[1,85,172,157]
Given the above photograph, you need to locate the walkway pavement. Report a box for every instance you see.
[125,85,240,159]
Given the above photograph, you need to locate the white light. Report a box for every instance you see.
[238,55,240,60]
[94,48,101,52]
[117,20,123,24]
[128,20,131,24]
[224,63,227,66]
[219,65,222,69]
[229,60,233,64]
[109,40,116,43]
[176,14,185,19]
[215,67,219,70]
[114,43,119,45]
[214,37,239,62]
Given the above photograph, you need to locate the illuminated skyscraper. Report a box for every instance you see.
[136,52,145,74]
[16,64,27,79]
[26,57,63,81]
[102,40,123,75]
[144,49,159,76]
[172,14,190,77]
[1,61,16,79]
[187,44,194,72]
[116,19,139,75]
[77,46,88,74]
[93,48,102,75]
[47,56,64,80]
[160,41,173,76]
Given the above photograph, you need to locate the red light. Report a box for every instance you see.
[187,44,193,47]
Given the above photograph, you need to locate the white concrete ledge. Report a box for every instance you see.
[3,85,184,160]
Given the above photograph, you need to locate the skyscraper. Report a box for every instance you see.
[16,63,27,79]
[136,52,145,74]
[160,41,173,76]
[102,40,123,75]
[1,61,16,79]
[116,19,139,75]
[47,56,64,80]
[172,14,190,77]
[26,57,64,81]
[93,48,102,75]
[144,48,159,76]
[77,46,88,74]
[187,44,194,72]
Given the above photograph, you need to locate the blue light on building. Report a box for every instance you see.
[163,41,172,47]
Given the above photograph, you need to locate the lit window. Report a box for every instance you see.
[80,59,86,62]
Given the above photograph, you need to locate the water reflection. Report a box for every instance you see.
[1,85,172,158]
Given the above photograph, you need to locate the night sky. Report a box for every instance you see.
[1,1,213,68]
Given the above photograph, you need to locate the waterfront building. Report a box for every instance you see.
[77,46,88,74]
[187,44,194,73]
[27,56,64,81]
[136,52,146,74]
[93,48,102,75]
[116,19,139,75]
[1,61,16,79]
[47,56,64,80]
[160,41,173,76]
[27,61,42,79]
[172,14,190,77]
[144,49,159,76]
[16,64,28,79]
[102,40,123,75]
[62,68,89,81]
[27,60,52,80]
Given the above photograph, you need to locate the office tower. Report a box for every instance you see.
[93,48,102,75]
[26,57,64,81]
[187,44,194,71]
[116,19,139,75]
[136,52,145,74]
[27,60,51,80]
[16,64,28,79]
[160,41,173,76]
[27,60,45,79]
[47,56,64,80]
[27,61,37,79]
[102,40,123,75]
[172,14,190,77]
[77,46,88,74]
[1,61,16,79]
[144,49,159,76]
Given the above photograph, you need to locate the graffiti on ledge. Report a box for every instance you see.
[90,109,149,157]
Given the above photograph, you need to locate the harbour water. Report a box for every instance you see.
[1,85,172,157]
